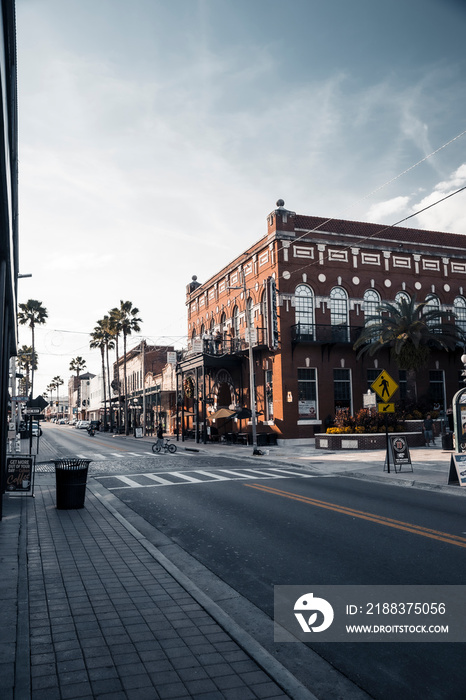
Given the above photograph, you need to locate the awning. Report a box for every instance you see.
[209,408,236,421]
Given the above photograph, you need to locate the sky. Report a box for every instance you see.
[15,0,466,398]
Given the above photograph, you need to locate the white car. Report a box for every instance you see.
[32,421,42,437]
[76,420,91,430]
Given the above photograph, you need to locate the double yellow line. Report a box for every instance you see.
[245,483,466,549]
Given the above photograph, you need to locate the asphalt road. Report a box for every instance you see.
[39,423,466,700]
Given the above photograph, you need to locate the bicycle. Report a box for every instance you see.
[152,438,177,454]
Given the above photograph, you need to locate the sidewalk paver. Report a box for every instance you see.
[2,435,464,700]
[2,477,299,700]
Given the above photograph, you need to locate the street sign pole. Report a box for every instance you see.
[385,413,390,473]
[371,370,399,475]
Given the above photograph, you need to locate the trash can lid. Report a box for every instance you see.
[53,459,91,469]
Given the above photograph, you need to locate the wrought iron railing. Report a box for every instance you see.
[182,327,268,358]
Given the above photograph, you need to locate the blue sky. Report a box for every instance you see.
[15,0,466,395]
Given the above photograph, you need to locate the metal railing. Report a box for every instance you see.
[183,327,268,358]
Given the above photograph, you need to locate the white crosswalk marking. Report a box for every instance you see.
[98,467,317,490]
[268,468,316,478]
[142,473,176,485]
[169,471,203,483]
[113,475,144,488]
[193,470,230,481]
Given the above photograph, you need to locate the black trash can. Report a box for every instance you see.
[441,433,453,450]
[54,459,91,509]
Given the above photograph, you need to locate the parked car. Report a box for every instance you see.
[76,420,91,430]
[32,421,42,437]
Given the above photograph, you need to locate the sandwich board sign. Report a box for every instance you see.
[448,454,466,486]
[6,455,35,495]
[384,435,413,473]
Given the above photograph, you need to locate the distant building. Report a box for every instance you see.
[111,343,175,433]
[178,200,466,444]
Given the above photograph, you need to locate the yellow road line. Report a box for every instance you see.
[245,483,466,549]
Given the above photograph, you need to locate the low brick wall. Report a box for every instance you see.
[315,432,425,450]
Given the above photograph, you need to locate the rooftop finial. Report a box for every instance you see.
[276,199,285,208]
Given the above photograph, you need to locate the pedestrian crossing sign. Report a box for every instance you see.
[371,370,399,402]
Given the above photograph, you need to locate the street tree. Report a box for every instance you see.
[109,307,124,429]
[50,376,64,420]
[16,345,37,397]
[353,294,464,403]
[18,299,48,397]
[90,319,115,430]
[118,300,142,434]
[69,356,87,419]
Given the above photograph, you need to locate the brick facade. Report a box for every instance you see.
[179,201,466,443]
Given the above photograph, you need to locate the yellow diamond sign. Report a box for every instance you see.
[371,370,399,402]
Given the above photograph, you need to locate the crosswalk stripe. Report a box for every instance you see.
[216,468,271,479]
[142,473,176,485]
[169,471,203,483]
[185,469,230,481]
[99,467,318,490]
[113,475,143,488]
[269,468,314,477]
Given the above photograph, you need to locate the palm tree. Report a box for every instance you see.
[100,316,116,431]
[69,356,87,419]
[118,301,142,434]
[18,299,48,398]
[16,345,37,397]
[90,320,115,430]
[109,307,124,430]
[353,294,464,403]
[45,382,55,419]
[51,376,64,420]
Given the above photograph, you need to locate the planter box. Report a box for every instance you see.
[315,432,425,450]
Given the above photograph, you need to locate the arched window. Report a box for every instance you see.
[425,294,440,329]
[246,298,255,345]
[232,306,240,337]
[454,296,466,335]
[295,284,315,340]
[363,289,380,324]
[395,291,410,306]
[330,287,349,342]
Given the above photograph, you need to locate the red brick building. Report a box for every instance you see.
[178,200,466,444]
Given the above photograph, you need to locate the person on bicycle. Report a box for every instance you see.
[156,423,164,448]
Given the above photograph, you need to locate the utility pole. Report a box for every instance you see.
[229,271,259,454]
[141,339,146,437]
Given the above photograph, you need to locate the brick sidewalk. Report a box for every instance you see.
[1,481,302,700]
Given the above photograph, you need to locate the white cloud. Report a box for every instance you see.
[366,196,411,222]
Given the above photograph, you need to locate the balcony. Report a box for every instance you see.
[291,323,364,345]
[182,327,269,360]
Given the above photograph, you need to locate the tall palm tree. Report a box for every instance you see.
[51,376,64,420]
[16,345,37,397]
[118,301,142,434]
[353,294,464,403]
[99,316,116,431]
[90,320,115,430]
[109,307,124,430]
[69,356,87,419]
[18,299,48,398]
[45,382,55,419]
